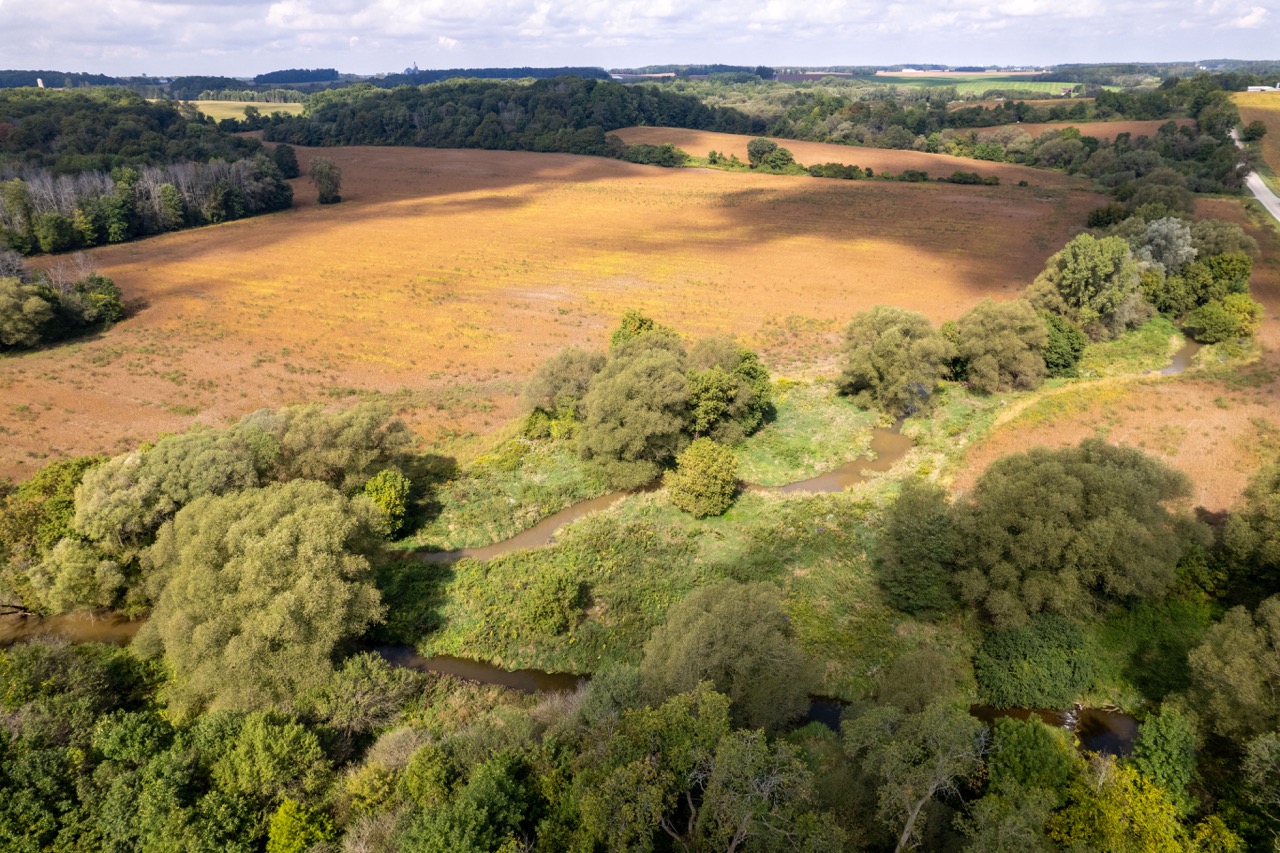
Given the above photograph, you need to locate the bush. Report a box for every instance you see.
[974,616,1093,708]
[310,156,342,204]
[1184,293,1263,343]
[364,469,412,535]
[524,347,605,420]
[271,143,301,179]
[622,143,687,167]
[1041,313,1088,377]
[665,438,738,518]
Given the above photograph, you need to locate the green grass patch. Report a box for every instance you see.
[1085,596,1219,710]
[1077,316,1181,378]
[736,380,880,486]
[398,433,609,552]
[380,483,966,702]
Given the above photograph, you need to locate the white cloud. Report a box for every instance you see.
[0,0,1275,75]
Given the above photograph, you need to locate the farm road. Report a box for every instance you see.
[1245,170,1280,225]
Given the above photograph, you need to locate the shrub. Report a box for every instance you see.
[364,469,412,535]
[974,616,1093,708]
[1184,293,1263,343]
[1041,312,1088,377]
[665,438,738,518]
[309,156,342,204]
[271,143,301,179]
[525,347,605,420]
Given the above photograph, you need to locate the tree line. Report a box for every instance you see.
[258,76,755,155]
[0,88,264,174]
[0,151,295,255]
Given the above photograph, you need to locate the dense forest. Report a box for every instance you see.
[261,77,756,154]
[0,90,293,255]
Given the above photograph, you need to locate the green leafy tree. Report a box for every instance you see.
[364,469,412,535]
[987,716,1079,801]
[1128,707,1197,811]
[953,440,1192,627]
[954,298,1048,393]
[687,336,772,443]
[1027,233,1143,340]
[640,582,814,731]
[665,438,738,518]
[747,137,780,167]
[580,333,690,488]
[1241,120,1268,142]
[696,730,847,852]
[212,712,332,803]
[840,305,954,416]
[844,702,987,853]
[1243,731,1280,845]
[0,276,54,349]
[874,478,957,615]
[609,308,672,348]
[267,799,334,853]
[1132,216,1197,274]
[1184,293,1263,343]
[1040,312,1089,377]
[137,480,385,717]
[309,156,342,204]
[25,537,124,614]
[271,143,301,179]
[524,346,605,419]
[1226,459,1280,578]
[1047,756,1186,852]
[577,685,731,851]
[974,616,1094,708]
[1187,595,1280,739]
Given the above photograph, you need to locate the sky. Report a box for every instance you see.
[0,0,1275,78]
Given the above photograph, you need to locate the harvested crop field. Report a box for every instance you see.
[0,144,1103,479]
[612,127,1086,187]
[188,100,306,121]
[1235,92,1280,187]
[956,197,1280,511]
[974,119,1195,141]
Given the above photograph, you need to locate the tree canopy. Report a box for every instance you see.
[839,305,954,416]
[136,480,385,717]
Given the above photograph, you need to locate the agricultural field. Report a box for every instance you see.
[1235,91,1280,192]
[870,73,1115,95]
[951,97,1093,111]
[188,99,305,121]
[0,139,1101,480]
[973,118,1196,141]
[612,126,1085,186]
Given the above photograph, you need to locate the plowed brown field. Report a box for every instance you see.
[957,197,1280,510]
[0,144,1102,478]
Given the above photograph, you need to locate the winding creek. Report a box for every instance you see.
[2,339,1203,753]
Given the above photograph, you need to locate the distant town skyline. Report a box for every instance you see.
[0,0,1274,78]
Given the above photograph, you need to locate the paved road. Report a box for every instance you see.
[1232,129,1280,225]
[1244,169,1280,224]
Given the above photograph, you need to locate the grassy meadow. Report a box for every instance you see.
[187,99,305,121]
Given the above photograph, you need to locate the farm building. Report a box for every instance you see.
[1246,84,1280,92]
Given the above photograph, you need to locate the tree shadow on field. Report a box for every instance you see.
[402,452,457,529]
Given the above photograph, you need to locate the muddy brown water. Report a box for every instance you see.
[1159,339,1203,376]
[0,612,143,647]
[970,704,1139,756]
[422,424,912,564]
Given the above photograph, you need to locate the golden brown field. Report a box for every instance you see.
[1235,92,1280,183]
[1,142,1101,479]
[613,127,1084,187]
[957,198,1280,510]
[973,119,1195,141]
[189,100,306,121]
